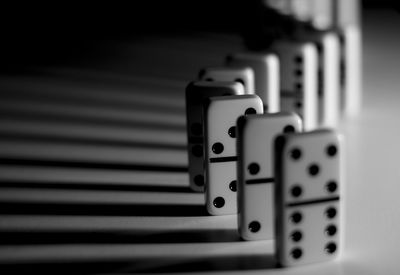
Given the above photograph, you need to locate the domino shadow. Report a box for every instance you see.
[0,255,278,275]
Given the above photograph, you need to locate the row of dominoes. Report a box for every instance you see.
[188,26,357,192]
[185,29,351,266]
[187,89,341,266]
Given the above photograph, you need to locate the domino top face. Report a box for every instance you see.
[185,81,245,192]
[199,67,255,94]
[272,41,318,131]
[274,129,342,267]
[225,52,280,113]
[204,94,263,215]
[186,81,245,106]
[237,112,302,240]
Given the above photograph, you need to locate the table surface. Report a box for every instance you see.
[0,9,400,275]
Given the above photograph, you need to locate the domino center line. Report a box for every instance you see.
[245,178,274,185]
[209,156,238,163]
[286,196,340,207]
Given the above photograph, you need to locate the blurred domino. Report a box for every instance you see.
[341,25,362,117]
[290,0,313,23]
[272,41,318,130]
[274,129,342,267]
[226,52,280,113]
[204,94,263,215]
[185,81,245,192]
[199,67,255,94]
[297,31,341,127]
[237,112,302,240]
[311,0,334,30]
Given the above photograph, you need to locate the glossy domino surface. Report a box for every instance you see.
[237,112,302,240]
[274,129,342,266]
[185,81,245,192]
[204,95,263,215]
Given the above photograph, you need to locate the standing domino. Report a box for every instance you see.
[199,67,255,94]
[296,31,341,127]
[237,112,302,240]
[204,95,263,215]
[186,81,245,192]
[274,129,342,267]
[272,41,318,130]
[225,52,280,113]
[341,25,362,117]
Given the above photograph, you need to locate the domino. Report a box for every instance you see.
[237,112,302,240]
[225,52,280,113]
[198,67,255,94]
[296,30,341,127]
[311,0,334,30]
[290,0,313,23]
[274,129,342,267]
[271,41,318,130]
[185,81,245,192]
[204,94,263,215]
[340,25,362,118]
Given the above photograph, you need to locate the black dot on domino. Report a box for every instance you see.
[235,78,245,86]
[291,231,302,242]
[245,108,256,115]
[193,175,204,187]
[326,181,337,193]
[325,225,337,236]
[291,248,303,259]
[212,142,224,154]
[192,145,203,157]
[248,163,260,175]
[229,180,237,192]
[308,164,320,176]
[213,197,225,208]
[228,126,236,138]
[325,207,337,219]
[294,56,303,64]
[325,242,337,254]
[290,148,302,160]
[205,77,214,81]
[290,212,302,224]
[295,83,303,90]
[190,123,202,136]
[248,221,261,233]
[326,144,338,157]
[295,101,302,109]
[295,69,303,77]
[283,125,295,133]
[291,185,302,198]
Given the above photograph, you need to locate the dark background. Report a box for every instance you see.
[0,1,398,73]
